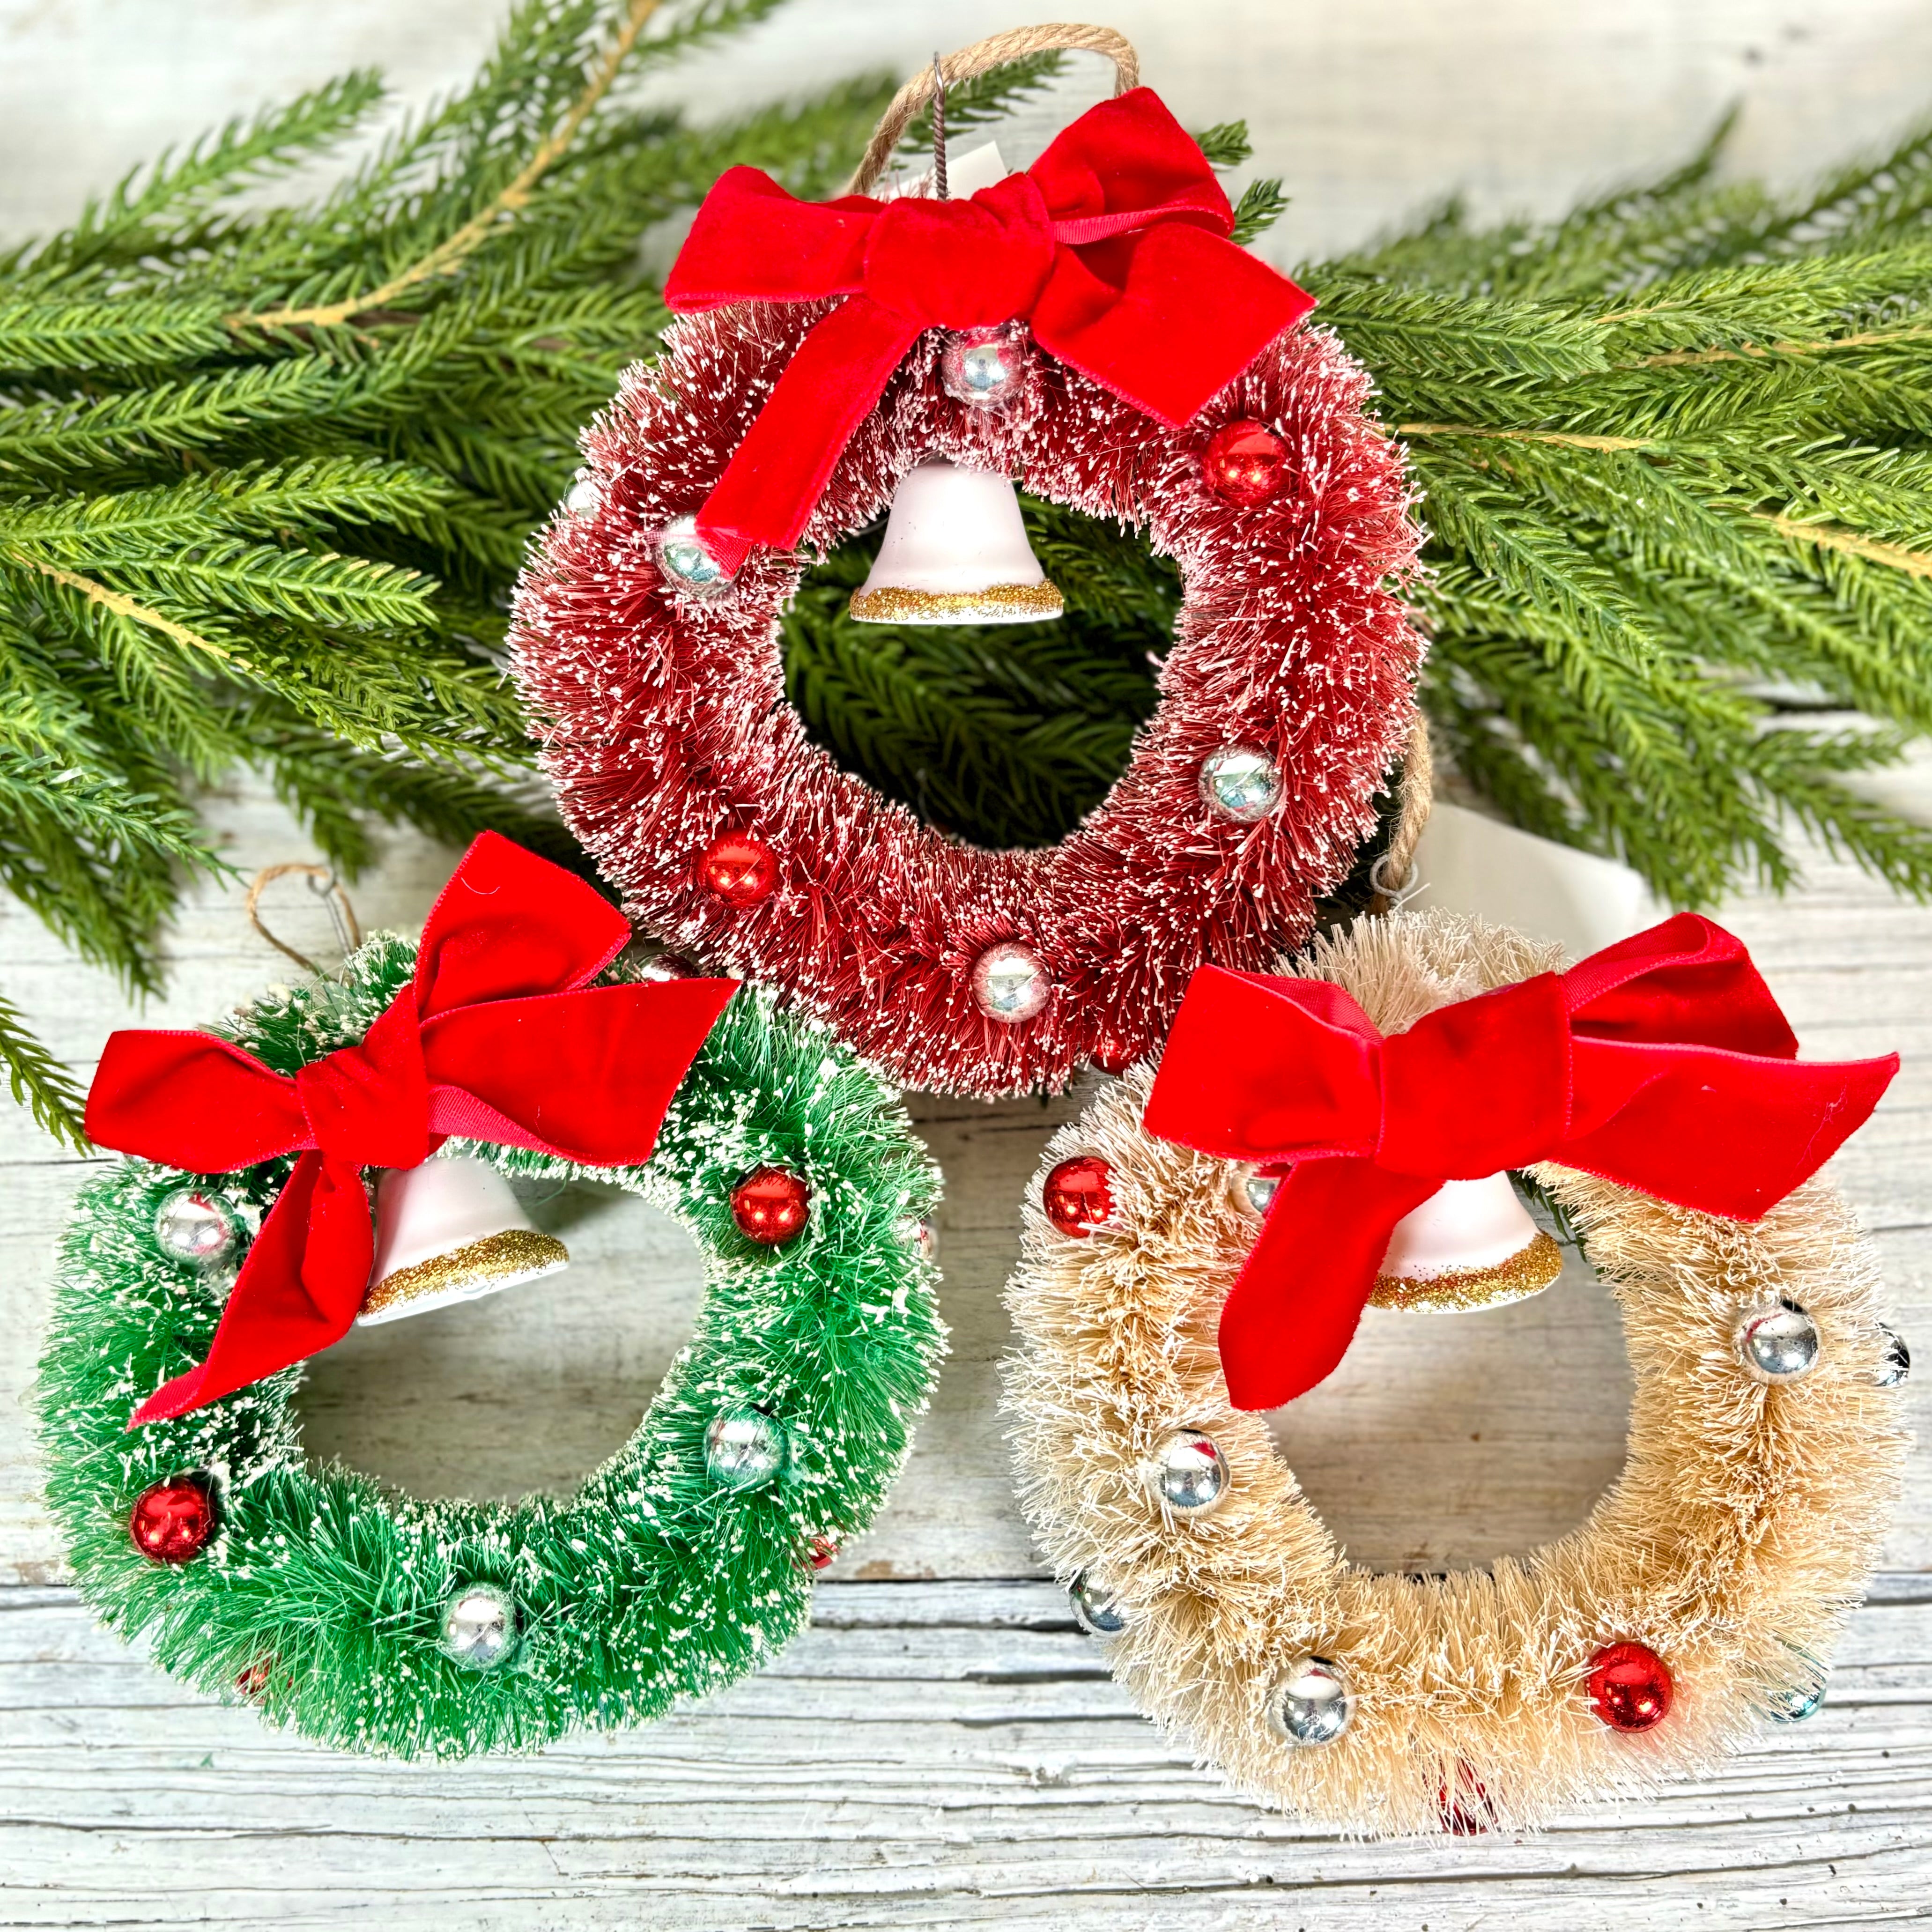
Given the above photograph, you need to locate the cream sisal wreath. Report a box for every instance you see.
[1003,910,1910,1835]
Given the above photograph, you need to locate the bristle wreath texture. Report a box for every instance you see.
[511,304,1424,1097]
[36,939,945,1760]
[1001,911,1908,1835]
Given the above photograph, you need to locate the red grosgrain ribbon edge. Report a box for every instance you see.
[662,87,1315,573]
[1142,913,1899,1411]
[85,833,739,1426]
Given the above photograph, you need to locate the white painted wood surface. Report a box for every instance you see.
[3,2,1931,1922]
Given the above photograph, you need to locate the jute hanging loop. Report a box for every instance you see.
[243,862,363,976]
[1373,716,1435,905]
[844,23,1140,195]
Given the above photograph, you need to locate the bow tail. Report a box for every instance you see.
[129,1152,375,1427]
[695,296,923,572]
[1217,1158,1437,1411]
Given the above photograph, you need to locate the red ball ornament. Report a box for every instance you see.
[1586,1641,1673,1732]
[698,830,778,907]
[731,1165,810,1244]
[1201,419,1289,506]
[236,1657,277,1702]
[1043,1155,1114,1236]
[1437,1763,1494,1836]
[128,1474,215,1564]
[808,1536,840,1571]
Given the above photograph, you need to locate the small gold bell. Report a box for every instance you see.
[850,457,1062,625]
[1369,1173,1562,1312]
[358,1154,568,1325]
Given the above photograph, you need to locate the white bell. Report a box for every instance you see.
[1370,1172,1562,1312]
[358,1155,568,1325]
[850,457,1062,625]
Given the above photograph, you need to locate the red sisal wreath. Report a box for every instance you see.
[512,87,1424,1097]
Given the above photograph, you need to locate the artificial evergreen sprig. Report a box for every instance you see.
[1311,122,1932,908]
[9,13,1932,1148]
[785,111,1932,916]
[0,0,916,1143]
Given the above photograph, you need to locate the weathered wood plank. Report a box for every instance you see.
[0,1582,1926,1930]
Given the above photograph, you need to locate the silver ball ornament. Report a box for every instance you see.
[1069,1571,1127,1637]
[564,475,601,516]
[439,1583,519,1672]
[1270,1656,1355,1746]
[1766,1674,1828,1723]
[1228,1162,1280,1219]
[153,1187,238,1266]
[939,325,1032,409]
[703,1408,787,1490]
[1878,1324,1911,1387]
[635,947,699,983]
[654,515,733,600]
[970,941,1051,1023]
[1154,1429,1230,1514]
[1735,1298,1821,1383]
[1199,745,1283,823]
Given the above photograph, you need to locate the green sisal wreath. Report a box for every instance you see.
[37,916,944,1759]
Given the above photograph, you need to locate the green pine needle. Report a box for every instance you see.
[0,987,89,1147]
[6,7,1932,1142]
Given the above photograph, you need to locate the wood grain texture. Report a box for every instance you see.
[2,1,1931,1920]
[2,1579,1928,1929]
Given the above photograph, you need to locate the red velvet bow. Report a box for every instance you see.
[663,87,1315,572]
[1142,914,1899,1411]
[86,833,739,1426]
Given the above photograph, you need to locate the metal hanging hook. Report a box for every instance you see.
[931,52,948,200]
[244,862,363,977]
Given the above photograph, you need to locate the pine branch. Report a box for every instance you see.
[19,71,387,280]
[226,0,724,333]
[10,8,1932,1145]
[1194,122,1253,170]
[1232,180,1289,247]
[0,987,89,1147]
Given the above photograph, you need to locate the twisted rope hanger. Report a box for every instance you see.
[844,23,1139,195]
[244,863,363,976]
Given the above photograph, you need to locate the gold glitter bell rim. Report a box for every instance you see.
[848,580,1063,624]
[850,456,1061,627]
[358,1155,568,1325]
[1369,1173,1564,1314]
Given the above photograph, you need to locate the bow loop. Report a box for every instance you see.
[412,829,630,1018]
[1562,911,1799,1058]
[86,1030,307,1175]
[86,835,740,1427]
[1140,969,1380,1162]
[1144,916,1897,1412]
[662,87,1316,571]
[1027,83,1238,234]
